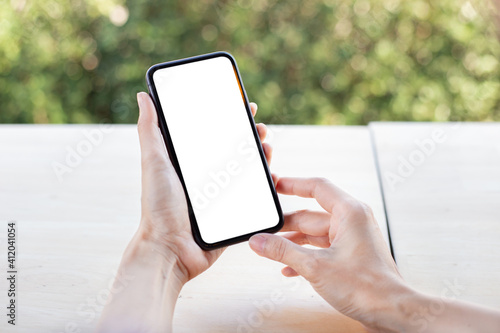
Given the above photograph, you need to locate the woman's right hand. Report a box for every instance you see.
[249,177,412,332]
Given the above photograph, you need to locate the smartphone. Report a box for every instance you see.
[146,52,283,250]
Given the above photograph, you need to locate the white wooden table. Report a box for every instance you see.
[0,125,387,333]
[2,123,499,332]
[370,122,500,308]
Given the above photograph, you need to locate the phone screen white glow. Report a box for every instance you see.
[152,55,280,245]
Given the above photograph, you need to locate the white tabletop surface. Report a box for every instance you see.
[0,125,389,333]
[370,122,500,309]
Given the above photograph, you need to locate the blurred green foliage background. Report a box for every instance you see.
[1,0,499,124]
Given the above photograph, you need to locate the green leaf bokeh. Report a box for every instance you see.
[1,0,499,124]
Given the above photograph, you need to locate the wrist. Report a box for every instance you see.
[96,227,186,333]
[126,225,188,288]
[367,282,424,332]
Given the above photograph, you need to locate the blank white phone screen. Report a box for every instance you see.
[153,56,280,244]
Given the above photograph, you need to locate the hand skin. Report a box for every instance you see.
[95,92,273,333]
[249,177,500,332]
[96,92,500,332]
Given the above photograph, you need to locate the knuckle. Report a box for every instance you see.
[294,209,310,218]
[137,119,147,133]
[356,201,374,219]
[270,238,288,262]
[312,177,330,185]
[361,202,374,217]
[340,199,375,224]
[300,250,326,278]
[344,198,366,214]
[293,209,310,230]
[137,120,153,138]
[294,209,310,222]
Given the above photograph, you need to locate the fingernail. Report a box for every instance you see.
[249,234,268,254]
[137,93,144,111]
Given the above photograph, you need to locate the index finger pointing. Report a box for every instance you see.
[276,177,351,214]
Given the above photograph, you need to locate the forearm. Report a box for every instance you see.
[95,229,185,333]
[414,293,500,333]
[377,287,500,333]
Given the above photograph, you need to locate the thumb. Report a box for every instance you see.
[137,92,161,150]
[249,234,312,276]
[136,92,172,169]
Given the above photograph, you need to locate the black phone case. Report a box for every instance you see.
[145,51,284,250]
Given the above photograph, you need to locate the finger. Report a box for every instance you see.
[250,102,258,117]
[208,246,226,262]
[256,123,267,142]
[281,266,299,277]
[262,142,273,165]
[282,210,331,236]
[271,173,279,187]
[137,92,169,165]
[281,232,331,248]
[276,177,351,213]
[249,233,312,276]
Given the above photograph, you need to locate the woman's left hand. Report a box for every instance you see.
[96,92,273,333]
